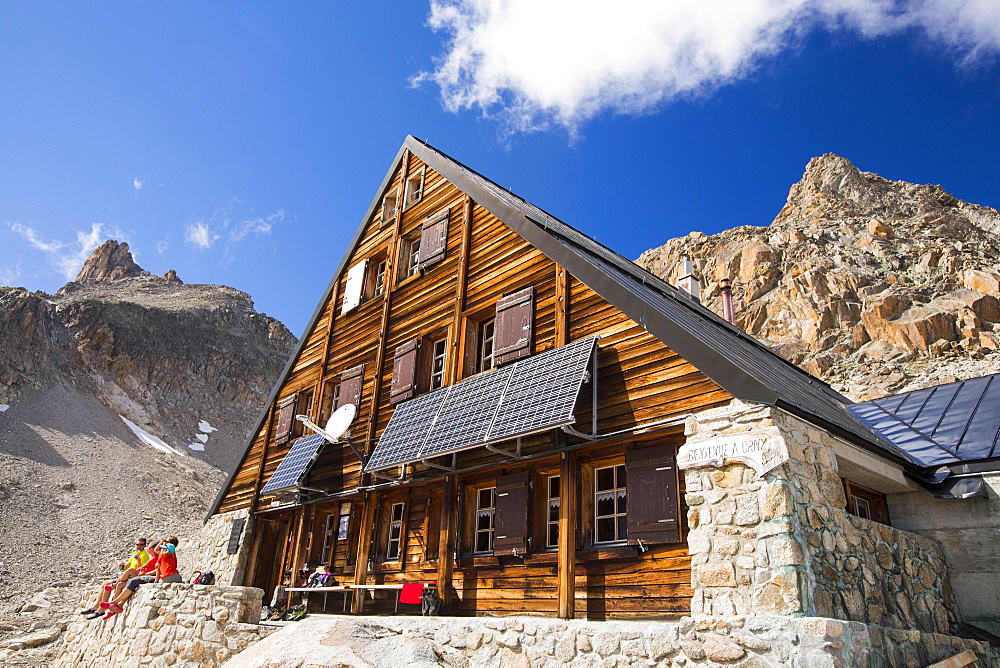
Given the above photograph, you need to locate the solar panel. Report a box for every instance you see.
[261,433,327,494]
[366,336,597,472]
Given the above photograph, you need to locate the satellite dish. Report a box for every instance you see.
[324,403,356,441]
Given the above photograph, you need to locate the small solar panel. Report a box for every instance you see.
[366,336,598,471]
[261,433,327,494]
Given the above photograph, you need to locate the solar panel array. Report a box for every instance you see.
[261,433,327,494]
[366,336,597,472]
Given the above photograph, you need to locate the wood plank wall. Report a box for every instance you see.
[216,154,734,618]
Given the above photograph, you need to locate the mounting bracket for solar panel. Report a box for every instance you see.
[422,453,457,472]
[371,464,407,482]
[486,436,522,459]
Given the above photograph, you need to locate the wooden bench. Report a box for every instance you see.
[350,583,405,613]
[284,586,352,612]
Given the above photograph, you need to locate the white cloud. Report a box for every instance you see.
[231,209,285,242]
[133,178,144,191]
[9,221,121,280]
[419,0,1000,133]
[185,221,219,250]
[0,261,21,287]
[156,239,169,254]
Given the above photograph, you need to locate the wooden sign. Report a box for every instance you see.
[677,427,789,476]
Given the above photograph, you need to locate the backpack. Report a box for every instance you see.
[197,570,216,585]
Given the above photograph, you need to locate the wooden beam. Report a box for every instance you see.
[555,264,570,347]
[436,476,456,607]
[557,448,578,619]
[449,195,474,385]
[249,405,278,515]
[352,493,379,613]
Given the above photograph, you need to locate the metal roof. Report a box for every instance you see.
[848,374,1000,467]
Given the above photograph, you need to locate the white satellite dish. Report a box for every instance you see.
[324,403,356,441]
[295,403,356,443]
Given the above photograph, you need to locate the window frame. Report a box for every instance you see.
[429,337,447,391]
[289,389,314,438]
[593,462,628,546]
[404,168,425,208]
[545,474,561,550]
[381,189,399,226]
[473,485,496,555]
[386,502,405,561]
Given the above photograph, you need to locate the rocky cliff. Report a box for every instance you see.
[0,241,296,470]
[637,154,1000,400]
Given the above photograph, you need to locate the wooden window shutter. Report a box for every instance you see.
[417,209,449,270]
[341,260,367,314]
[336,364,364,410]
[274,394,297,445]
[390,338,421,404]
[493,286,534,365]
[493,472,531,556]
[625,444,680,546]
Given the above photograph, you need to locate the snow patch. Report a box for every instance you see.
[0,404,9,412]
[187,441,206,452]
[198,420,217,433]
[120,416,185,456]
[195,433,209,443]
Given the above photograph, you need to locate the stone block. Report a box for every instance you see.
[762,484,793,519]
[717,539,740,557]
[592,632,619,657]
[766,535,805,566]
[735,494,761,525]
[703,634,746,662]
[698,562,737,587]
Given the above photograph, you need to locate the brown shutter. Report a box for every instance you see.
[336,364,364,410]
[493,472,531,556]
[625,444,680,546]
[493,286,534,365]
[390,338,421,404]
[274,394,297,445]
[417,209,449,270]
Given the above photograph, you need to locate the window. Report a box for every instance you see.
[594,464,627,544]
[478,318,495,373]
[381,189,399,225]
[404,168,425,208]
[400,234,421,280]
[319,380,339,426]
[843,480,890,525]
[474,487,496,554]
[386,503,405,561]
[390,335,448,404]
[336,365,363,410]
[322,514,337,565]
[370,258,387,298]
[429,338,447,390]
[546,476,561,549]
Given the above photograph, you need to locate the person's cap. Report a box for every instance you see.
[160,543,176,553]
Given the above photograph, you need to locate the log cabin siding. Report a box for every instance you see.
[216,148,738,619]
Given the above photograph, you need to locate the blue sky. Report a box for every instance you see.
[1,1,998,336]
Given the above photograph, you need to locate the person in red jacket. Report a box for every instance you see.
[100,536,181,619]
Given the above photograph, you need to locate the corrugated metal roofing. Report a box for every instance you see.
[848,374,1000,466]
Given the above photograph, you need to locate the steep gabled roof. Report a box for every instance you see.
[208,136,912,519]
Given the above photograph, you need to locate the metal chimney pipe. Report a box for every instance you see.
[720,278,735,324]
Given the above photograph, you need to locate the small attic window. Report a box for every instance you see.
[404,169,425,208]
[381,190,399,225]
[400,233,421,280]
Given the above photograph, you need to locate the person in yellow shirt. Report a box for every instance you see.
[79,537,150,619]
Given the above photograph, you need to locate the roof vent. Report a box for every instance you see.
[677,255,700,302]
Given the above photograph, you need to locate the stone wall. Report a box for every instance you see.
[226,614,999,667]
[191,508,252,586]
[888,472,1000,636]
[684,400,958,634]
[54,582,268,667]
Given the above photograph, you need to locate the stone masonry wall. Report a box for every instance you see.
[54,583,268,667]
[191,508,252,586]
[684,400,958,634]
[227,614,999,668]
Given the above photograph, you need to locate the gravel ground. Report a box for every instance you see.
[0,383,226,665]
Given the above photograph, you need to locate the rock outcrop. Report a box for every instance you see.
[638,154,1000,400]
[0,241,296,470]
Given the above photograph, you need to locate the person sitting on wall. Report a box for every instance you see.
[100,536,181,619]
[79,537,150,619]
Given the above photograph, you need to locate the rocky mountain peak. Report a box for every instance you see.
[637,155,1000,401]
[75,239,158,283]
